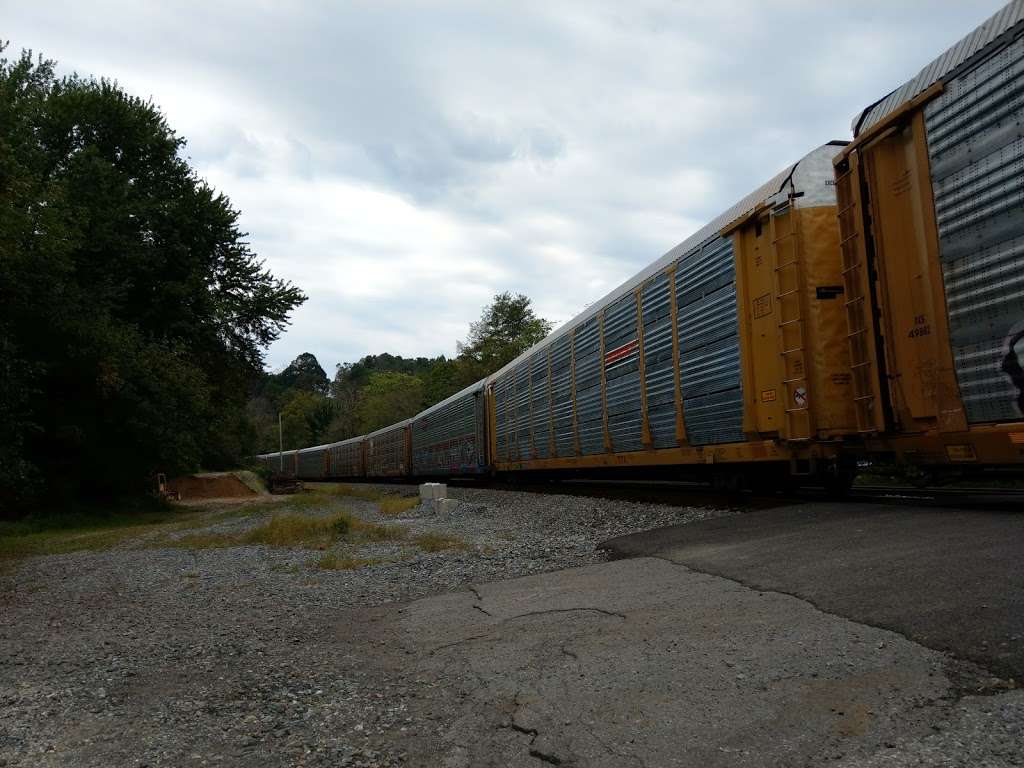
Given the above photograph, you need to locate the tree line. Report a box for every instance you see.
[0,46,551,514]
[248,292,552,453]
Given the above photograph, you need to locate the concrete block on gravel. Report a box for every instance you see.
[434,498,459,514]
[420,482,446,501]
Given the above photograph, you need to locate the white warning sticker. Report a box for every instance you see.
[794,387,808,408]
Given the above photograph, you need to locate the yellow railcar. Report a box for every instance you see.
[484,143,859,490]
[834,2,1024,475]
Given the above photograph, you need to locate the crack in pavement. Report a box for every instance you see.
[649,554,1015,700]
[504,691,568,766]
[529,747,563,764]
[467,584,494,617]
[506,607,627,621]
[508,722,539,742]
[429,633,494,655]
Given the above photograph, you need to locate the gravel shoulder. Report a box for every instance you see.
[2,486,1020,767]
[0,484,733,767]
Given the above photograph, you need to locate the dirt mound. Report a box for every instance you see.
[167,473,258,501]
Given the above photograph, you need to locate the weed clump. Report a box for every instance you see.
[317,552,382,571]
[350,518,406,542]
[378,496,419,516]
[244,512,352,548]
[326,484,383,502]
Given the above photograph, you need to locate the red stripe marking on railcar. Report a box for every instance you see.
[604,339,638,366]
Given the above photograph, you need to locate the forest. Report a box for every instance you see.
[247,291,552,453]
[0,46,549,514]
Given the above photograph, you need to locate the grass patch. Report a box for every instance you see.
[378,496,419,516]
[159,509,405,551]
[244,512,350,547]
[350,518,406,542]
[0,486,407,561]
[318,484,418,517]
[161,531,241,550]
[281,492,336,510]
[0,499,225,559]
[324,484,385,502]
[316,552,382,571]
[415,532,469,553]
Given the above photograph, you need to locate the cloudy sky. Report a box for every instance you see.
[3,0,1006,372]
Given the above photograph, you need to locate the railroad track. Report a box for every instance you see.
[439,476,1024,512]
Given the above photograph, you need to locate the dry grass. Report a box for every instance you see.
[316,552,382,571]
[0,487,411,566]
[325,484,384,502]
[415,532,470,553]
[281,492,336,510]
[244,512,350,547]
[0,501,258,560]
[318,483,419,517]
[350,518,406,542]
[377,496,420,516]
[158,508,405,551]
[164,531,240,550]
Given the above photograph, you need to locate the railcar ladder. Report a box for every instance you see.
[835,163,880,433]
[770,204,812,442]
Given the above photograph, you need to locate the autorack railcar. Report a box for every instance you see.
[834,0,1024,475]
[365,420,412,477]
[328,436,365,478]
[256,1,1024,489]
[411,380,489,476]
[487,142,858,490]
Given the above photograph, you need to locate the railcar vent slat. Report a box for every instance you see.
[924,29,1024,425]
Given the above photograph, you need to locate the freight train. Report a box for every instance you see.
[258,2,1024,492]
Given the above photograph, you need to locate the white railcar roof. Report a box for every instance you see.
[854,0,1024,135]
[365,419,413,440]
[485,142,845,385]
[413,378,485,422]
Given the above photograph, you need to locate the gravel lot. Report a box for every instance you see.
[4,485,1020,768]
[0,484,734,767]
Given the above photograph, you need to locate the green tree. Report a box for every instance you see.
[456,292,552,384]
[0,47,305,510]
[356,372,424,433]
[280,391,316,449]
[274,352,329,395]
[422,356,460,406]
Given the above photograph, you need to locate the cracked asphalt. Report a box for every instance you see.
[342,500,1023,767]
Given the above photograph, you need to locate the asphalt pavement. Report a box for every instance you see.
[348,500,1024,766]
[601,501,1024,680]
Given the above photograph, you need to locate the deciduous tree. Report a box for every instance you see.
[0,46,305,510]
[456,292,552,384]
[356,372,424,433]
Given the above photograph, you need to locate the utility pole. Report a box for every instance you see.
[278,412,284,472]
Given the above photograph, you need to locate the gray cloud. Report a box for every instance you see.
[2,0,1008,370]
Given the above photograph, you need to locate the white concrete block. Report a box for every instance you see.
[435,497,459,514]
[420,482,447,501]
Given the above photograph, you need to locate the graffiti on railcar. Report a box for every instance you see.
[1002,326,1024,417]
